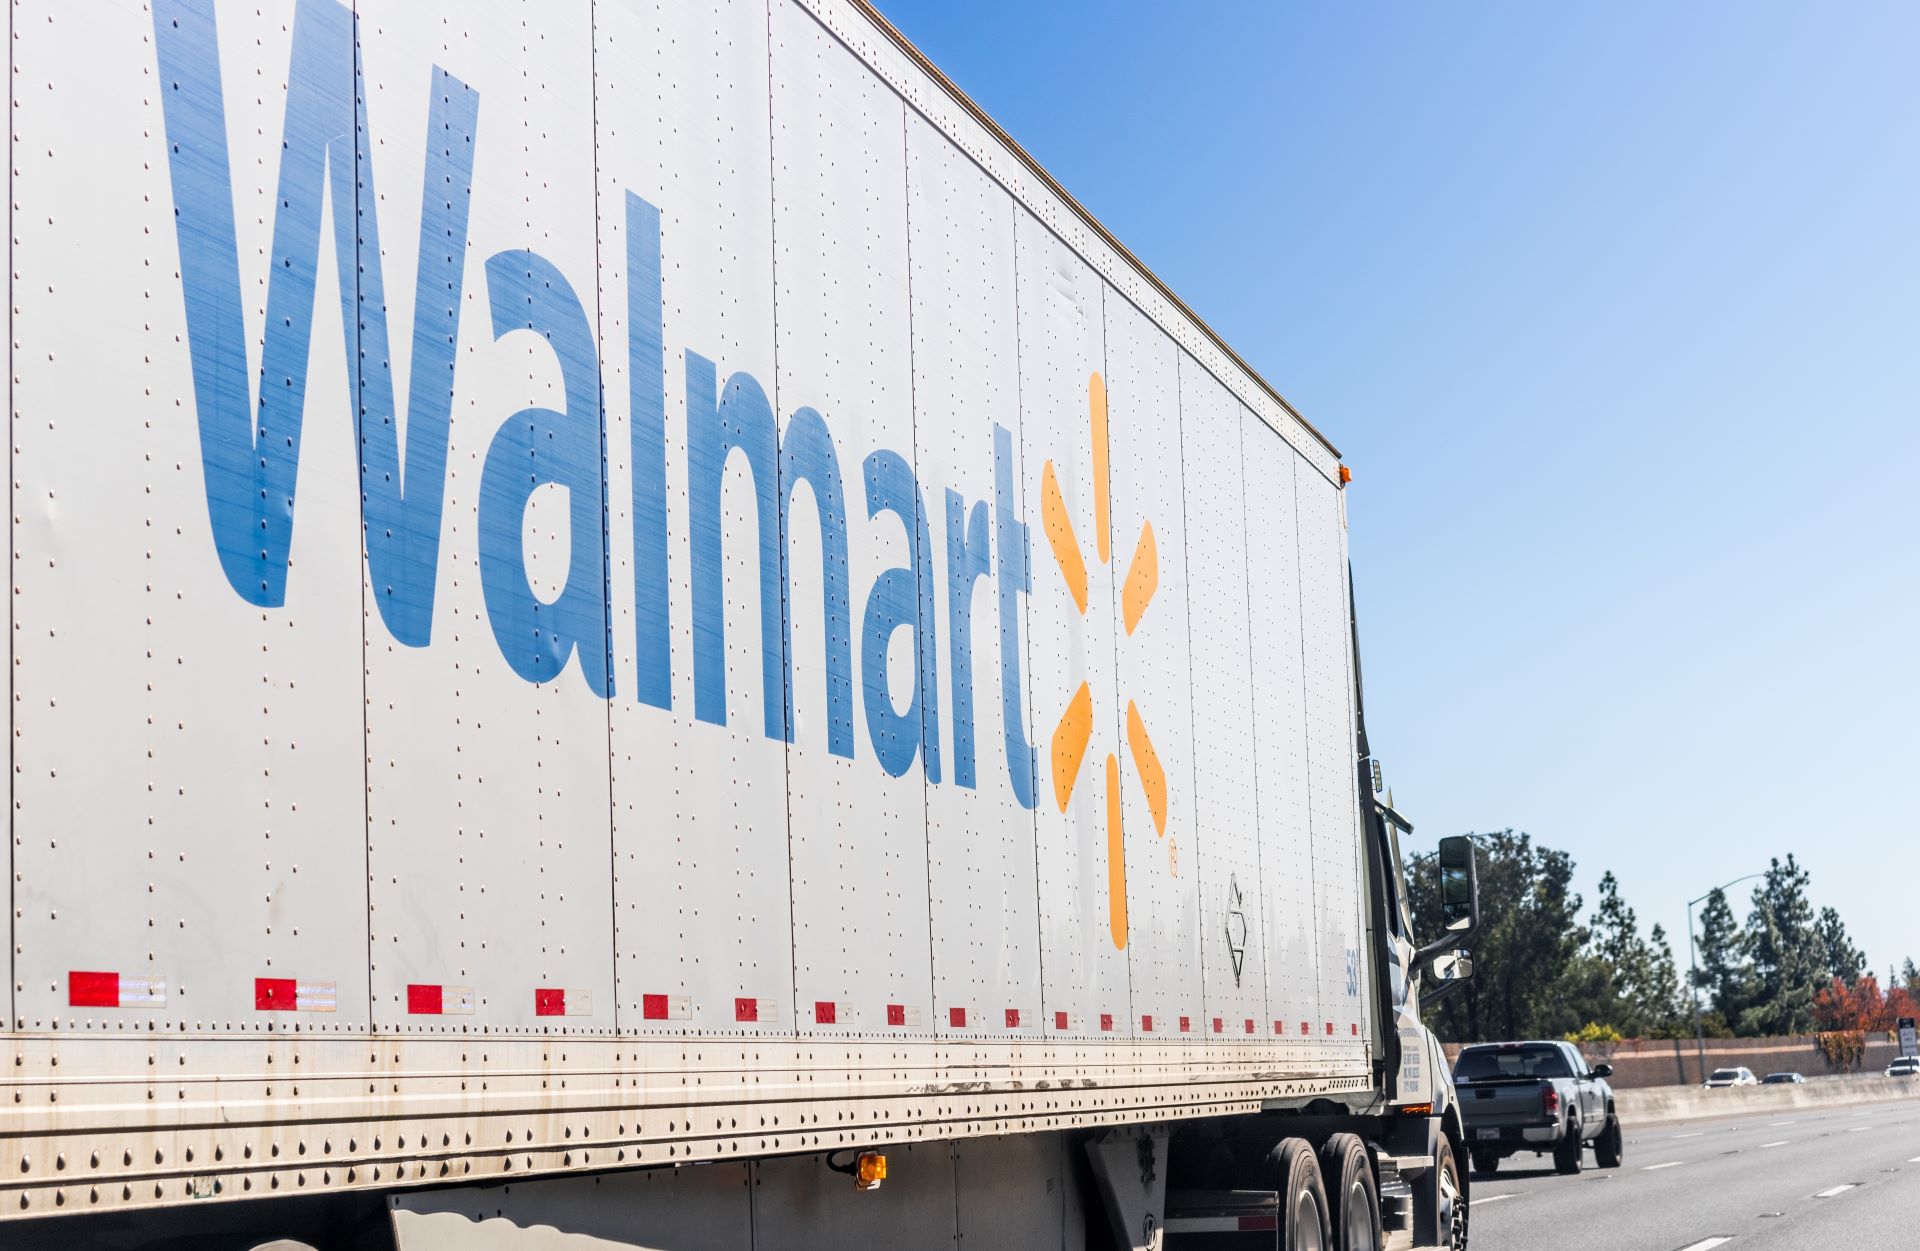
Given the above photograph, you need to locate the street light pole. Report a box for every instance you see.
[1687,902,1701,1082]
[1687,873,1766,1084]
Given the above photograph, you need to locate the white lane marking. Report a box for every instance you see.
[1848,1126,1871,1133]
[1643,1161,1685,1171]
[1910,1156,1920,1164]
[1676,1239,1733,1251]
[1673,1131,1704,1139]
[1769,1119,1797,1126]
[1815,1184,1857,1198]
[1761,1140,1790,1148]
[1473,1193,1515,1204]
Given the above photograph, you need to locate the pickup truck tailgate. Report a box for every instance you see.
[1459,1079,1550,1129]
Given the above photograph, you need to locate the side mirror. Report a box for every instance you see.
[1592,1063,1613,1079]
[1437,835,1479,934]
[1418,947,1474,1013]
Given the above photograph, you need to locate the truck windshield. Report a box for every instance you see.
[1454,1045,1573,1081]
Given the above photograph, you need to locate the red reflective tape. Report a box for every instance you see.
[1054,1011,1070,1030]
[643,993,670,1021]
[255,977,298,1012]
[949,1007,967,1028]
[1005,1008,1021,1029]
[407,984,443,1016]
[535,988,566,1017]
[1273,1020,1284,1035]
[887,1004,906,1027]
[1300,1021,1310,1035]
[1238,1215,1278,1232]
[1179,1015,1191,1033]
[1099,1013,1114,1032]
[1245,1019,1255,1035]
[1325,1021,1334,1035]
[1352,1023,1360,1036]
[815,1001,837,1025]
[69,971,119,1009]
[1212,1017,1224,1034]
[734,997,758,1023]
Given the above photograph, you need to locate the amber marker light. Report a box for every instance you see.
[1338,464,1353,485]
[827,1148,889,1191]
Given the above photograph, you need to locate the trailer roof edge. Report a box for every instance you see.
[846,0,1341,461]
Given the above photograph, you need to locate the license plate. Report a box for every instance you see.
[1475,1129,1500,1141]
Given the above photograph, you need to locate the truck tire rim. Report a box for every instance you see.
[1292,1190,1325,1251]
[1344,1176,1377,1250]
[1438,1157,1466,1251]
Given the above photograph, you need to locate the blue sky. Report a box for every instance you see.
[874,1,1920,980]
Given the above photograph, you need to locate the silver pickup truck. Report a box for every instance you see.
[1454,1040,1624,1176]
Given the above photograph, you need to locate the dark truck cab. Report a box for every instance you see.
[1453,1041,1623,1176]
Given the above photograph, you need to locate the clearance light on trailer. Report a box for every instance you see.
[1338,464,1353,485]
[827,1150,888,1192]
[1398,1103,1433,1117]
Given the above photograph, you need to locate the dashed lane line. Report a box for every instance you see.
[1674,1238,1733,1251]
[1814,1184,1857,1198]
[1760,1140,1790,1149]
[1473,1193,1515,1205]
[1644,1161,1685,1171]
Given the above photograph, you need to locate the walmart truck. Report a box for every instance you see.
[2,1,1481,1247]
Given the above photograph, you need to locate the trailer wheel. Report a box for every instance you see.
[1595,1113,1624,1168]
[1271,1137,1333,1251]
[1320,1133,1379,1251]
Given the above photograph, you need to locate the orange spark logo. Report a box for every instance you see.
[1040,373,1168,952]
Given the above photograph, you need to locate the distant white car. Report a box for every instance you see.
[1886,1057,1920,1078]
[1704,1066,1758,1088]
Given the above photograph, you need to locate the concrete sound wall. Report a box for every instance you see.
[1445,1034,1907,1090]
[1617,1073,1919,1125]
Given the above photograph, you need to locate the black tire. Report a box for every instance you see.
[1595,1113,1624,1169]
[1414,1135,1469,1251]
[1272,1137,1333,1251]
[1553,1118,1583,1175]
[1321,1133,1381,1251]
[1470,1149,1499,1176]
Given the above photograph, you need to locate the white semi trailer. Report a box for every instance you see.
[3,1,1481,1247]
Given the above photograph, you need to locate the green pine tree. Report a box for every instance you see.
[1693,887,1752,1030]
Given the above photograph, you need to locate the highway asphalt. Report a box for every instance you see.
[1466,1091,1920,1251]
